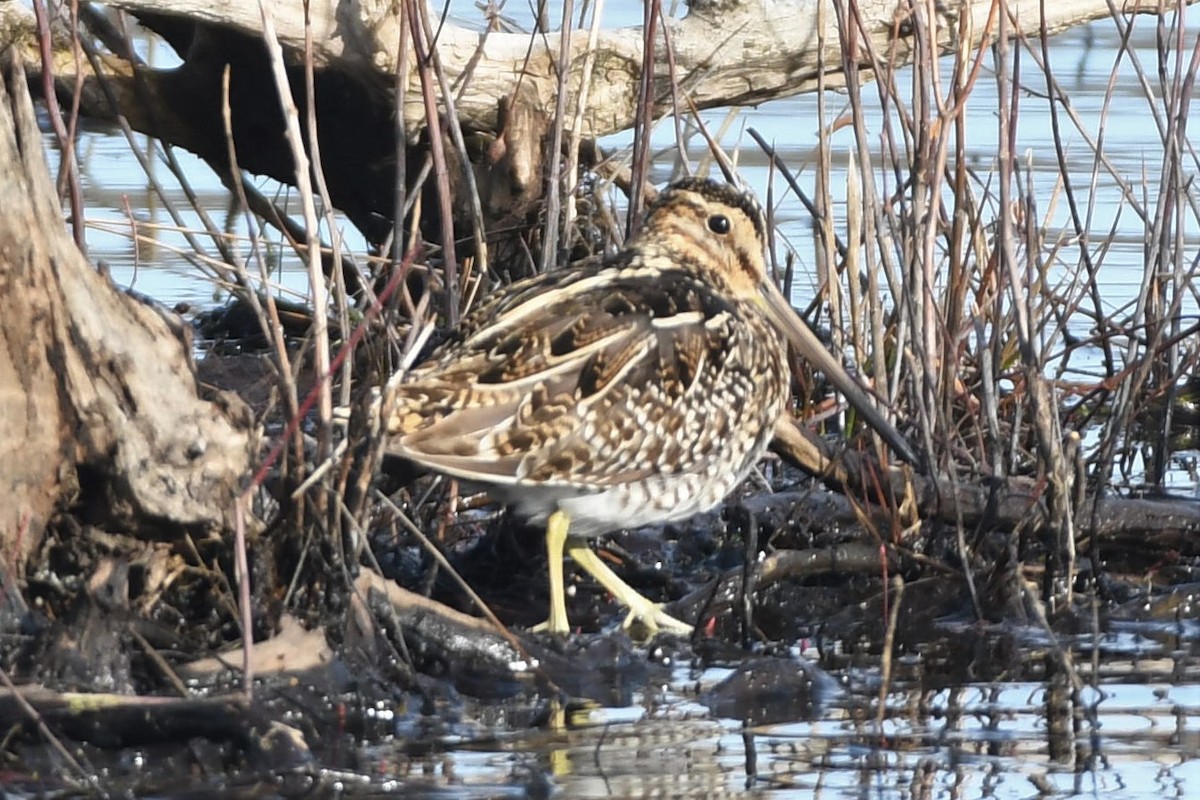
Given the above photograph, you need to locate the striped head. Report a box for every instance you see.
[632,178,768,302]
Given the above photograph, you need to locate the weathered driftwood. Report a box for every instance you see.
[90,0,1192,135]
[0,60,257,574]
[772,417,1200,544]
[0,685,311,764]
[352,570,531,676]
[181,614,334,679]
[668,541,899,627]
[2,0,1189,242]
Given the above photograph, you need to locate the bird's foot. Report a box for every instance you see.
[528,609,691,642]
[529,617,570,636]
[564,539,693,638]
[528,601,691,638]
[619,596,693,638]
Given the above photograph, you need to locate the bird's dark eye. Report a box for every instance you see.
[707,214,731,235]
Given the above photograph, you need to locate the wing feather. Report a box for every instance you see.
[385,267,757,488]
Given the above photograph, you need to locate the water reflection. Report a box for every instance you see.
[347,623,1196,798]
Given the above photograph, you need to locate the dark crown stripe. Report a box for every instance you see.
[650,178,766,242]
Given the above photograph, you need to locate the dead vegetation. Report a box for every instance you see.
[0,0,1197,793]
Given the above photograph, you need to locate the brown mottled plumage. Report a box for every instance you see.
[383,179,911,635]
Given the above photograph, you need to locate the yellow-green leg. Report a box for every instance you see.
[565,538,693,636]
[543,509,571,635]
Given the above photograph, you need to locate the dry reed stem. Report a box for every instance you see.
[405,0,460,325]
[35,2,1199,645]
[538,0,575,271]
[415,0,489,285]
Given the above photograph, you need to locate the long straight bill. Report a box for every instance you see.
[761,281,917,465]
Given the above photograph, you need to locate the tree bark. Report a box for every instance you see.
[0,60,257,575]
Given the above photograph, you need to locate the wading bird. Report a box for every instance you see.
[383,178,912,635]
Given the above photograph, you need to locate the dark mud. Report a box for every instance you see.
[1,330,1198,797]
[3,470,1197,796]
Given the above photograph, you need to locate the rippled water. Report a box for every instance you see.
[36,3,1200,797]
[340,623,1199,798]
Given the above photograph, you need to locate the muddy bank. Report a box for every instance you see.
[2,394,1197,795]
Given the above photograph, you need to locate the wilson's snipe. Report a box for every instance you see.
[384,178,911,636]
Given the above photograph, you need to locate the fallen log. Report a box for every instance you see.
[771,416,1200,545]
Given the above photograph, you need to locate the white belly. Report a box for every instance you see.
[496,432,771,538]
